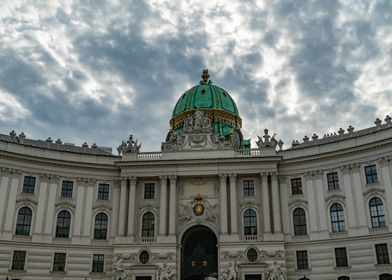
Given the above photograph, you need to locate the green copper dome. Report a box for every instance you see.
[168,70,246,146]
[172,83,239,117]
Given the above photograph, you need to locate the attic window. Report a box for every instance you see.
[201,89,206,94]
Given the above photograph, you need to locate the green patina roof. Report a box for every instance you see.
[172,82,239,117]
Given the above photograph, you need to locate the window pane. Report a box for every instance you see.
[244,209,257,235]
[92,254,105,272]
[291,178,303,195]
[11,251,26,271]
[53,252,66,272]
[15,207,32,236]
[142,212,155,237]
[94,213,108,239]
[98,184,110,200]
[296,250,309,269]
[243,180,255,197]
[144,183,155,199]
[22,176,36,193]
[56,211,71,238]
[61,181,73,197]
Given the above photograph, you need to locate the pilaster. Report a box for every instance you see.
[229,173,238,234]
[159,175,168,236]
[168,175,177,235]
[127,176,137,237]
[260,172,271,238]
[118,177,127,236]
[219,174,228,235]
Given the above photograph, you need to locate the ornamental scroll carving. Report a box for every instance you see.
[178,197,218,226]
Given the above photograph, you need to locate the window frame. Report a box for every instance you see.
[291,178,303,195]
[327,172,339,190]
[243,208,258,236]
[330,203,346,233]
[11,250,27,271]
[92,254,105,273]
[144,182,156,200]
[97,183,110,200]
[293,207,307,236]
[94,212,108,240]
[365,164,378,184]
[369,197,386,228]
[141,212,155,237]
[15,206,33,236]
[242,179,255,197]
[296,250,309,270]
[52,252,67,272]
[61,180,74,198]
[22,176,36,194]
[55,210,71,238]
[375,243,390,265]
[334,247,349,267]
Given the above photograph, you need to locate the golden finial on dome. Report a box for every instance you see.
[201,69,210,83]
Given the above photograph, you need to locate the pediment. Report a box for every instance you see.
[55,200,76,208]
[363,187,385,197]
[325,193,346,202]
[288,198,308,206]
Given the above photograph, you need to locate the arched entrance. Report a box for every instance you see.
[181,225,218,280]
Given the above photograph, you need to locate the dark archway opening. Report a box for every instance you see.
[181,225,218,280]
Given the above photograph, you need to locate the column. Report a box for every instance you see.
[271,173,281,233]
[73,178,85,236]
[4,171,21,232]
[305,174,318,232]
[261,173,271,234]
[82,179,95,237]
[315,172,328,231]
[342,167,357,229]
[127,177,137,236]
[34,176,48,235]
[169,176,177,235]
[351,165,367,227]
[229,174,238,234]
[279,176,290,234]
[0,170,10,231]
[219,174,228,234]
[118,177,127,236]
[380,158,392,224]
[110,182,120,237]
[159,175,168,235]
[44,176,59,235]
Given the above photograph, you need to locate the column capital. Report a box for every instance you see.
[169,175,177,181]
[120,176,128,182]
[270,172,278,181]
[379,157,392,167]
[129,176,137,184]
[229,173,237,179]
[278,175,287,183]
[260,172,269,182]
[159,175,168,180]
[219,173,227,179]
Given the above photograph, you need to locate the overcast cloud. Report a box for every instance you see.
[1,0,391,152]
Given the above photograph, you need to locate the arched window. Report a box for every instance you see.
[15,207,32,236]
[243,209,257,235]
[330,203,345,232]
[369,197,386,228]
[142,212,155,237]
[56,210,71,238]
[338,276,350,280]
[94,213,108,240]
[293,208,307,236]
[380,274,392,280]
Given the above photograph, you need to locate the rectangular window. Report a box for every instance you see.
[22,176,36,194]
[92,254,105,272]
[98,183,110,200]
[291,178,303,195]
[335,247,348,267]
[11,250,26,271]
[296,250,309,270]
[52,252,66,272]
[375,244,390,264]
[327,172,339,190]
[365,165,378,184]
[61,181,74,198]
[144,183,155,199]
[243,180,255,197]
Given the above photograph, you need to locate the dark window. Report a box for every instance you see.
[11,250,26,271]
[139,250,150,264]
[330,203,345,232]
[142,212,155,237]
[244,209,257,235]
[144,183,155,199]
[61,180,73,197]
[296,250,309,270]
[338,277,350,280]
[375,244,390,264]
[243,180,255,197]
[327,172,339,190]
[293,208,307,236]
[335,248,348,267]
[94,213,108,240]
[92,254,105,272]
[55,210,71,238]
[246,248,258,262]
[369,197,386,228]
[22,176,36,194]
[365,165,378,184]
[291,178,303,195]
[98,183,109,200]
[380,274,392,280]
[15,207,32,236]
[52,252,66,272]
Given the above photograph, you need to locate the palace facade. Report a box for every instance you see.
[1,71,392,280]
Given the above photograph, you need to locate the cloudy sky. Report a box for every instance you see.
[1,0,391,152]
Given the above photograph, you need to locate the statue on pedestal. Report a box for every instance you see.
[267,261,286,280]
[221,262,237,280]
